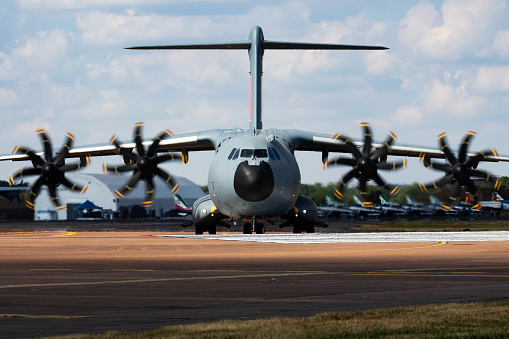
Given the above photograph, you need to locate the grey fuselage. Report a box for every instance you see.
[208,130,300,219]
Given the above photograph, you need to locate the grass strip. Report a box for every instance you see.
[46,300,509,338]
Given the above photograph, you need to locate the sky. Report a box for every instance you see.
[1,0,509,188]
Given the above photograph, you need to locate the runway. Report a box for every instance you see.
[0,226,508,338]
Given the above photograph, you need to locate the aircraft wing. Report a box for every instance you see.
[285,129,509,162]
[0,129,224,162]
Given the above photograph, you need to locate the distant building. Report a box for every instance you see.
[33,173,204,220]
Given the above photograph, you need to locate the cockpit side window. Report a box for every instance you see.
[254,149,268,158]
[268,148,276,160]
[271,148,281,160]
[232,148,240,160]
[240,149,253,158]
[228,148,237,160]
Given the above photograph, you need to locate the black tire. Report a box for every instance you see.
[243,223,252,234]
[255,223,265,234]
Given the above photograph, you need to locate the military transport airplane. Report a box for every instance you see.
[1,26,508,234]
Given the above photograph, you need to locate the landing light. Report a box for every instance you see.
[202,209,207,215]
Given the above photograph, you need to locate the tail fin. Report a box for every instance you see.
[353,195,362,205]
[493,192,503,201]
[406,195,416,205]
[325,195,336,206]
[379,194,389,205]
[465,192,475,204]
[430,195,441,205]
[174,194,190,209]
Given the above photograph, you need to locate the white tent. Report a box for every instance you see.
[33,173,204,220]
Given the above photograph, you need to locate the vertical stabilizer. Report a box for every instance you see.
[126,26,388,131]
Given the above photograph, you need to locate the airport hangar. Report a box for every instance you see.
[30,173,204,221]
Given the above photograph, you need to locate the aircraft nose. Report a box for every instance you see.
[234,161,274,202]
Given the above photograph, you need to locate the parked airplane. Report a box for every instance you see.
[166,194,193,217]
[405,195,435,216]
[466,192,509,215]
[379,194,409,217]
[1,26,508,234]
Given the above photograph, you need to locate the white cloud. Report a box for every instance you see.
[0,88,18,107]
[389,105,423,126]
[474,66,509,92]
[398,0,506,60]
[0,29,69,80]
[18,0,240,10]
[492,30,509,59]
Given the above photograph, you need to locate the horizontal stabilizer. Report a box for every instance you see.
[126,40,388,51]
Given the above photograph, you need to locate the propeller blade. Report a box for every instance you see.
[153,153,182,165]
[371,130,396,161]
[426,161,452,173]
[419,173,454,193]
[11,146,45,167]
[360,121,372,157]
[113,170,141,198]
[326,157,357,167]
[155,167,179,191]
[337,135,362,158]
[9,167,42,185]
[465,149,499,168]
[458,130,477,163]
[59,174,89,194]
[375,158,407,171]
[147,129,174,157]
[25,176,45,210]
[372,172,401,196]
[142,177,155,207]
[103,163,137,174]
[333,168,357,200]
[447,181,462,206]
[438,131,457,165]
[134,121,146,157]
[36,129,54,163]
[54,132,75,165]
[47,185,65,210]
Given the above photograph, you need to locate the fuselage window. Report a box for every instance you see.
[254,149,268,158]
[232,148,240,160]
[271,148,281,160]
[228,148,237,160]
[268,148,276,160]
[240,149,253,158]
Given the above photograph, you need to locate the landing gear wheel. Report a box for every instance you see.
[306,225,315,233]
[243,223,252,234]
[255,223,265,234]
[293,225,302,233]
[208,224,217,235]
[195,225,204,235]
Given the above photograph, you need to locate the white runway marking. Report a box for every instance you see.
[155,231,509,244]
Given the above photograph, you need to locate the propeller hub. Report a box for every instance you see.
[357,157,373,172]
[42,162,58,177]
[452,163,468,177]
[136,156,152,172]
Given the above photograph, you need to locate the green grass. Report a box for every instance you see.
[47,301,509,338]
[355,220,509,232]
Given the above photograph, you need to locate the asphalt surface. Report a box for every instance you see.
[0,219,508,338]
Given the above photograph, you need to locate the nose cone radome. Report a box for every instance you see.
[234,161,274,202]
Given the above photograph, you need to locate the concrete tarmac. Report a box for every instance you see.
[0,221,508,338]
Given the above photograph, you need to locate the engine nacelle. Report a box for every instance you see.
[192,195,226,234]
[281,196,318,233]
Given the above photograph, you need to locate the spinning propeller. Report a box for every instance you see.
[103,121,183,207]
[9,129,90,210]
[326,121,407,205]
[419,130,501,210]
